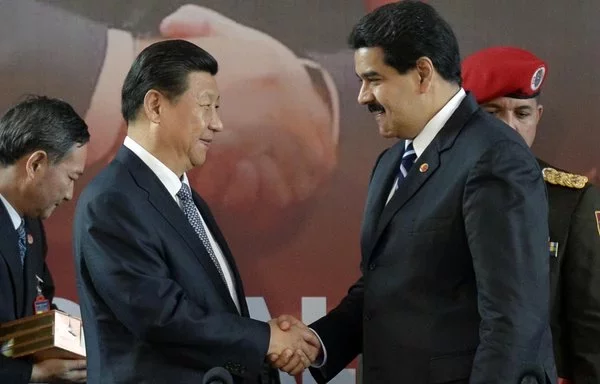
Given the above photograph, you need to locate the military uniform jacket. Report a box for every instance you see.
[539,158,600,383]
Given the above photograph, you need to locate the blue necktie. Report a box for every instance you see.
[16,220,26,267]
[176,183,227,284]
[396,141,417,189]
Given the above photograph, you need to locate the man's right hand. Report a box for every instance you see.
[267,317,320,375]
[30,358,87,383]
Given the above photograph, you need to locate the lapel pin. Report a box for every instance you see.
[419,163,429,173]
[27,234,33,244]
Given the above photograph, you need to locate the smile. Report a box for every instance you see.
[368,103,385,115]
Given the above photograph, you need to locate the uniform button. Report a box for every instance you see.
[365,312,372,321]
[368,263,376,271]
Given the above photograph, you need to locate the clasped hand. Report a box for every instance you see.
[267,315,322,376]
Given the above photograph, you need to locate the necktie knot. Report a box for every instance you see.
[176,183,193,202]
[387,141,418,204]
[17,220,25,238]
[400,141,417,177]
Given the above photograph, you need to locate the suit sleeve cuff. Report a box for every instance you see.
[309,328,327,368]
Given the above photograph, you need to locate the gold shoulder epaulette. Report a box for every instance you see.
[542,167,588,189]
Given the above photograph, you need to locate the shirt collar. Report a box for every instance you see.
[0,194,23,230]
[410,88,466,157]
[124,136,189,199]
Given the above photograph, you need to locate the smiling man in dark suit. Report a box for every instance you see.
[273,1,556,383]
[73,39,319,384]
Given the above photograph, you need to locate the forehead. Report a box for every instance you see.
[55,144,87,171]
[354,47,394,75]
[185,71,219,100]
[483,96,538,109]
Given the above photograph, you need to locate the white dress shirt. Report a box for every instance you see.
[0,193,22,230]
[124,137,241,313]
[386,88,466,204]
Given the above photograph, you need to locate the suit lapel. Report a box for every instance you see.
[192,193,250,316]
[0,199,24,317]
[366,94,479,261]
[115,147,239,314]
[361,142,404,260]
[373,147,441,252]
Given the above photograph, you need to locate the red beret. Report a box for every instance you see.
[462,46,547,104]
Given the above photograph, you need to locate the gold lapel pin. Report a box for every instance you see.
[419,163,429,173]
[27,234,33,244]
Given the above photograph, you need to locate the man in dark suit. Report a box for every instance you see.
[272,1,555,382]
[462,46,600,384]
[73,39,319,384]
[0,96,88,383]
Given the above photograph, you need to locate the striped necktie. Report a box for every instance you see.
[396,141,417,189]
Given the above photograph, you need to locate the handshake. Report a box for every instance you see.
[266,315,323,376]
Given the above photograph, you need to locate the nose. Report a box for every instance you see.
[210,108,223,132]
[500,112,519,132]
[64,183,75,202]
[357,82,374,105]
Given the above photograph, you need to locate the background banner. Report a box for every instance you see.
[2,1,598,382]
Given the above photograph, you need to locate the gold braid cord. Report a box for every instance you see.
[542,167,588,189]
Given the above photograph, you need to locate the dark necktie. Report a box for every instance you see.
[176,183,227,284]
[396,140,417,189]
[16,219,26,267]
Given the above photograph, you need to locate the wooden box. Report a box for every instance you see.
[0,310,85,361]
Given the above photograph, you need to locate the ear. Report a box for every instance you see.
[25,150,49,180]
[536,103,544,124]
[415,57,434,93]
[143,89,165,124]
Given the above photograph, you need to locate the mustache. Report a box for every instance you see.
[367,103,385,113]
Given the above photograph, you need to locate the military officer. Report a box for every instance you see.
[462,46,600,384]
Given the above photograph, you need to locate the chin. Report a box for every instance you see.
[39,209,54,220]
[191,155,208,169]
[378,128,396,139]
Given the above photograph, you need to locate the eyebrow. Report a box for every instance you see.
[198,91,219,100]
[484,103,534,110]
[356,71,381,79]
[198,96,220,106]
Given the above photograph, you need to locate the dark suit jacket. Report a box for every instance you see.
[539,159,600,382]
[73,147,278,384]
[310,94,556,383]
[0,200,55,384]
